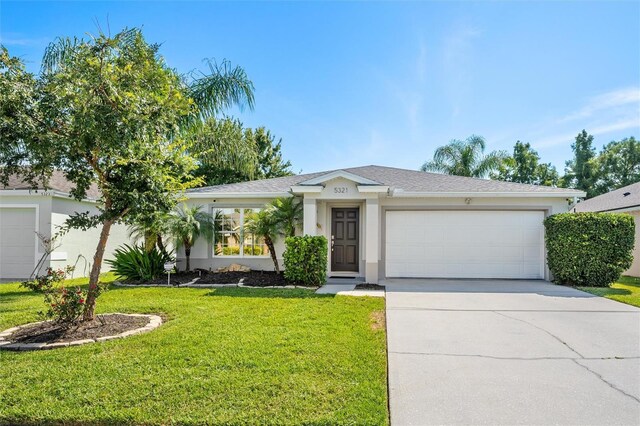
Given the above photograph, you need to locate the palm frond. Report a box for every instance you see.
[113,27,143,50]
[188,59,255,120]
[422,135,504,178]
[41,36,83,74]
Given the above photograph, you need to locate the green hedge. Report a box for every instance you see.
[544,212,634,287]
[283,236,328,286]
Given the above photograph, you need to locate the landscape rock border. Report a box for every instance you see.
[0,313,162,351]
[112,278,317,290]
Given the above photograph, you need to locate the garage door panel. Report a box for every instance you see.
[385,210,544,279]
[0,208,37,279]
[523,245,542,259]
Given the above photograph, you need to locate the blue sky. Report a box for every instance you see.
[2,1,639,174]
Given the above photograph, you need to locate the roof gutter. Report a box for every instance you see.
[0,189,99,203]
[576,204,640,214]
[186,191,292,199]
[391,190,587,198]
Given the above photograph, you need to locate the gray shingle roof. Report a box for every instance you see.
[573,182,640,212]
[1,171,101,199]
[188,165,583,195]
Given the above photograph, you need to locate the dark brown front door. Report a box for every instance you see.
[331,208,359,272]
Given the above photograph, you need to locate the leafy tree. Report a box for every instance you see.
[0,28,254,320]
[493,141,560,186]
[0,47,40,170]
[244,209,281,273]
[191,117,258,186]
[167,205,216,272]
[595,137,640,195]
[421,135,507,178]
[192,119,293,186]
[268,196,303,238]
[534,163,561,187]
[563,130,597,196]
[252,127,293,179]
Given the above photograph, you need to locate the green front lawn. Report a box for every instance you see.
[578,275,640,308]
[0,275,388,425]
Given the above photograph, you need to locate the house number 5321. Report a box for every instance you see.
[334,187,348,193]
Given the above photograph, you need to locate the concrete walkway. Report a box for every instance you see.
[316,283,385,297]
[385,279,640,425]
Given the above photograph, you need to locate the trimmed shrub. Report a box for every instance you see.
[283,236,328,286]
[544,212,634,287]
[106,244,173,282]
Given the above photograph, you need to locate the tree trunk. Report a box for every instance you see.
[185,246,191,272]
[144,232,155,253]
[83,218,114,321]
[157,235,166,254]
[266,236,279,273]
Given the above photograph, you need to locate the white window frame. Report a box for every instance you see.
[211,206,270,258]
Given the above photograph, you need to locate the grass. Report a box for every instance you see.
[0,274,388,425]
[578,275,640,308]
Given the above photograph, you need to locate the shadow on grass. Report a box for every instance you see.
[0,290,35,301]
[578,287,633,296]
[618,276,640,288]
[204,287,335,299]
[0,418,174,426]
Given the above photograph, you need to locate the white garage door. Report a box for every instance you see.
[385,210,545,279]
[0,208,37,279]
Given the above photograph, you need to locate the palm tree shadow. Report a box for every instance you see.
[203,287,334,299]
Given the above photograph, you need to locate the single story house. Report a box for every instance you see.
[0,172,130,280]
[572,182,640,277]
[183,165,585,283]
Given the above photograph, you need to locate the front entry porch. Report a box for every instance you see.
[298,194,382,284]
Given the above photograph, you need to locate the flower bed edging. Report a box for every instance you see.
[112,278,317,290]
[0,313,162,351]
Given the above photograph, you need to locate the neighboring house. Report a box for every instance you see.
[0,172,130,280]
[183,165,584,283]
[572,182,640,277]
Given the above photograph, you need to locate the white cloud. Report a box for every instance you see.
[537,117,640,148]
[558,87,640,122]
[0,34,50,47]
[442,23,482,119]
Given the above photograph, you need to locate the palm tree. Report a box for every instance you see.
[128,211,171,254]
[244,209,281,273]
[168,204,216,272]
[421,135,507,178]
[268,196,303,238]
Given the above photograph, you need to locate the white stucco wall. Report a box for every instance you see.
[49,197,131,277]
[626,211,640,277]
[0,192,131,279]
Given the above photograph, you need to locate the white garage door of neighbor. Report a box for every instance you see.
[385,210,545,279]
[0,208,37,279]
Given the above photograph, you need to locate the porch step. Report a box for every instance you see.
[326,277,365,285]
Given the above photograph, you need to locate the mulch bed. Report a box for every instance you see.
[120,270,315,287]
[124,271,202,285]
[8,314,149,344]
[355,283,386,290]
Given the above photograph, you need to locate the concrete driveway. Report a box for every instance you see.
[385,279,640,425]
